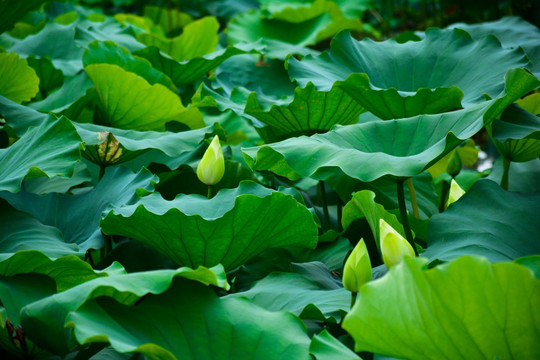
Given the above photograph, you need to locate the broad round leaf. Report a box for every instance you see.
[101,181,318,270]
[85,64,203,131]
[288,28,530,119]
[342,256,540,359]
[0,52,40,103]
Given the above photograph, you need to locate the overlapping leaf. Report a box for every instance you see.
[0,52,40,103]
[423,180,540,262]
[288,28,531,119]
[242,69,539,182]
[101,181,318,270]
[342,256,540,359]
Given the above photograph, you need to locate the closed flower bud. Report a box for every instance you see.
[343,238,372,293]
[446,179,465,208]
[197,135,225,185]
[380,219,415,269]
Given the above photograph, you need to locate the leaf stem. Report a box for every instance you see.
[501,158,511,191]
[438,179,450,213]
[350,291,357,310]
[397,180,418,256]
[207,185,213,199]
[405,178,419,218]
[318,181,330,232]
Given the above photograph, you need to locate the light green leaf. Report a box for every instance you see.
[136,16,219,61]
[83,40,176,91]
[65,278,310,360]
[288,29,530,119]
[310,330,362,360]
[85,64,203,131]
[0,116,81,193]
[423,180,540,262]
[342,256,540,359]
[0,52,39,103]
[101,181,318,270]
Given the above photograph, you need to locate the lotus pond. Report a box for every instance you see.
[0,0,539,359]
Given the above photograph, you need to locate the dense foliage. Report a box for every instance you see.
[0,0,539,359]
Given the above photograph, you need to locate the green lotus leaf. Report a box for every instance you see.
[0,52,39,103]
[488,158,540,193]
[515,256,540,280]
[342,190,406,253]
[6,22,84,76]
[101,181,318,270]
[517,93,540,115]
[448,16,540,77]
[229,271,349,322]
[26,56,64,96]
[0,0,48,34]
[0,116,81,193]
[136,16,219,61]
[259,0,364,41]
[423,180,540,263]
[21,265,228,355]
[0,167,156,251]
[64,278,310,360]
[0,95,48,136]
[242,68,540,182]
[74,17,146,53]
[227,10,328,58]
[342,256,540,359]
[490,104,540,162]
[0,202,80,258]
[310,330,362,360]
[85,64,203,131]
[288,28,530,119]
[29,72,92,113]
[142,5,193,36]
[133,42,263,86]
[83,40,176,92]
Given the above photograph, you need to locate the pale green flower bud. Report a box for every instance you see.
[380,219,415,269]
[197,135,225,185]
[343,238,372,293]
[446,179,465,208]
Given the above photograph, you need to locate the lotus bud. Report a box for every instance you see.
[446,151,462,177]
[343,238,372,293]
[446,179,465,208]
[197,135,225,185]
[380,219,415,269]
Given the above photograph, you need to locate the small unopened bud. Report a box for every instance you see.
[343,238,372,293]
[197,135,225,185]
[380,219,415,269]
[446,179,465,208]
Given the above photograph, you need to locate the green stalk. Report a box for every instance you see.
[501,158,511,190]
[405,178,419,218]
[99,165,106,180]
[350,292,358,310]
[438,179,450,213]
[318,181,330,232]
[337,196,343,232]
[207,185,213,199]
[397,180,418,256]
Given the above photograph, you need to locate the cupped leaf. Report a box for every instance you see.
[133,42,263,86]
[0,116,81,193]
[0,202,79,258]
[0,167,156,251]
[288,28,530,119]
[0,0,48,34]
[423,180,540,263]
[101,181,318,270]
[21,265,228,355]
[490,104,540,162]
[65,278,311,360]
[26,55,64,96]
[83,40,176,91]
[229,270,349,323]
[342,256,540,359]
[85,64,203,131]
[448,16,540,77]
[136,16,219,61]
[227,10,328,58]
[310,330,362,360]
[242,69,540,182]
[0,52,40,103]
